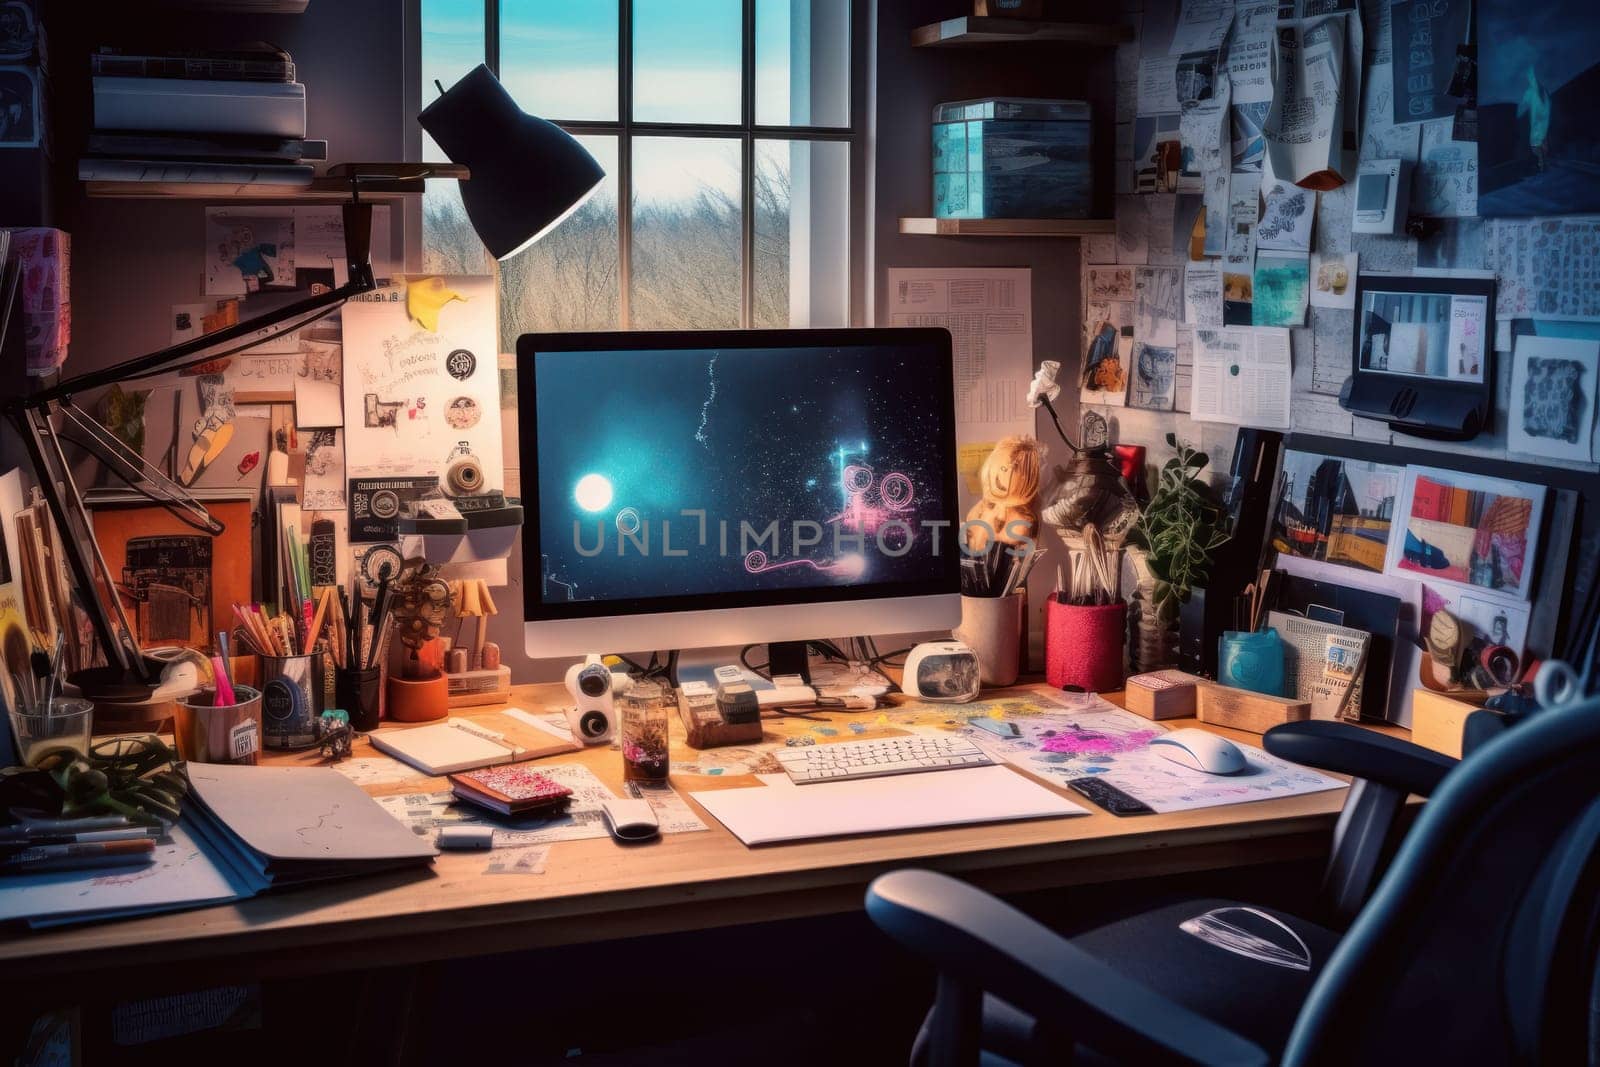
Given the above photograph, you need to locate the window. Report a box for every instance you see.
[418,0,860,348]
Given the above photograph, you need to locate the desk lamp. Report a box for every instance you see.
[4,65,602,698]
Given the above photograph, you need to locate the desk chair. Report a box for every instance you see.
[866,703,1600,1065]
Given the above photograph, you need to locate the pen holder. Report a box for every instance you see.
[387,670,449,723]
[335,666,383,733]
[1045,599,1126,693]
[174,686,262,766]
[952,591,1026,687]
[1219,629,1286,696]
[259,654,321,750]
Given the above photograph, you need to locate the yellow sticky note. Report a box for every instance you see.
[958,441,994,496]
[407,276,466,332]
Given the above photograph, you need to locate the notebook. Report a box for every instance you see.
[449,763,573,817]
[185,763,436,885]
[689,765,1087,846]
[369,718,569,776]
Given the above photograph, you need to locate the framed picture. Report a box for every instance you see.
[1271,450,1405,573]
[1341,275,1496,441]
[1384,466,1546,602]
[1479,0,1600,217]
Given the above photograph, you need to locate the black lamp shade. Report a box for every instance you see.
[419,64,605,260]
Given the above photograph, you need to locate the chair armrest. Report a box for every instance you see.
[866,870,1269,1067]
[1263,720,1456,797]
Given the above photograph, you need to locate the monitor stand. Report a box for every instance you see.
[668,641,812,688]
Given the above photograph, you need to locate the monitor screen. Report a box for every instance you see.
[519,329,959,622]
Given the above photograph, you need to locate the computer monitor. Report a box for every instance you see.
[517,328,960,661]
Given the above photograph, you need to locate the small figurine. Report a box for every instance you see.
[317,709,352,761]
[965,435,1044,549]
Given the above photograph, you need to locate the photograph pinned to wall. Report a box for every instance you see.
[1386,466,1546,602]
[1115,194,1150,264]
[1133,267,1181,347]
[204,208,295,296]
[1390,0,1472,125]
[1506,335,1599,463]
[1132,113,1185,194]
[1413,119,1478,218]
[1358,285,1489,382]
[1257,181,1315,252]
[1478,0,1600,216]
[1271,451,1404,573]
[1183,261,1224,326]
[1309,252,1357,310]
[1129,342,1178,411]
[1081,304,1132,405]
[1087,266,1135,303]
[1252,251,1310,328]
[1222,266,1253,327]
[1172,193,1206,261]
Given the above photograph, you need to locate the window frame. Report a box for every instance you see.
[406,0,870,330]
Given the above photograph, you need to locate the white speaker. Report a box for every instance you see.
[901,641,981,703]
[563,654,631,745]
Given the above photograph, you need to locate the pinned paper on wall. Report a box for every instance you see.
[1309,252,1358,310]
[340,277,504,487]
[1252,251,1311,328]
[1257,181,1316,252]
[1183,261,1224,326]
[1190,327,1292,429]
[204,206,391,297]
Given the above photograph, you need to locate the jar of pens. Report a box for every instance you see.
[6,635,93,768]
[1046,523,1128,694]
[958,437,1047,687]
[166,629,261,764]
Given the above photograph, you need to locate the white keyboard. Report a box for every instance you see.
[775,735,994,785]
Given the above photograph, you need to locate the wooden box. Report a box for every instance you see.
[677,689,763,750]
[446,665,512,709]
[1410,688,1483,758]
[1124,670,1203,719]
[1195,682,1311,734]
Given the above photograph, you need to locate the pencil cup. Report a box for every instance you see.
[259,654,321,750]
[335,666,383,733]
[1045,600,1126,693]
[386,671,449,723]
[619,680,671,784]
[953,590,1026,688]
[174,686,262,766]
[9,698,94,767]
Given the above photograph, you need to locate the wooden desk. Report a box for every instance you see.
[0,682,1363,1006]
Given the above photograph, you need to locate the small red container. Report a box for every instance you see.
[1045,600,1127,693]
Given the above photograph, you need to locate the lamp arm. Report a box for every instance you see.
[0,198,378,688]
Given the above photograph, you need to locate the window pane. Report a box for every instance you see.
[501,0,619,122]
[632,0,742,124]
[754,140,849,328]
[421,0,484,97]
[756,0,850,127]
[500,136,620,343]
[631,137,741,329]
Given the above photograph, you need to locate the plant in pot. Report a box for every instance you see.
[1128,434,1229,672]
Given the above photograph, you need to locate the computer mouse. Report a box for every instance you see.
[600,797,660,842]
[1148,728,1249,775]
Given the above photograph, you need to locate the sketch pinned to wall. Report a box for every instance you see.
[1184,261,1224,326]
[1082,303,1132,406]
[1088,267,1135,303]
[1506,335,1599,462]
[1257,181,1315,252]
[1201,168,1230,257]
[1413,118,1478,218]
[1390,0,1472,125]
[1309,252,1357,310]
[1134,267,1182,347]
[204,208,294,296]
[1129,342,1179,411]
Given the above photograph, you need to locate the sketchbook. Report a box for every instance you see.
[369,717,574,776]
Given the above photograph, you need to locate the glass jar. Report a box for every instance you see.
[619,679,672,783]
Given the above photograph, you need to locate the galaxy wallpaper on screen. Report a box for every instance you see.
[534,345,952,604]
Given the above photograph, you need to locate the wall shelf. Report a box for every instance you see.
[898,216,1115,237]
[84,163,468,200]
[910,17,1130,49]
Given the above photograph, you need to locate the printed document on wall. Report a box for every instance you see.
[1190,327,1292,428]
[885,267,1034,448]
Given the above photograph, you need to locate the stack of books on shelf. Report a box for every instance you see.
[80,42,322,189]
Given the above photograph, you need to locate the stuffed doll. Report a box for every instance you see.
[965,435,1044,549]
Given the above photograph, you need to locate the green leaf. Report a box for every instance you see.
[1165,432,1177,447]
[1186,451,1209,469]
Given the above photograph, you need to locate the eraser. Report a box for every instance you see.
[438,825,495,850]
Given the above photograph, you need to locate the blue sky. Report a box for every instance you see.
[421,1,807,203]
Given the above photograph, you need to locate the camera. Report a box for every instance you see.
[562,653,632,745]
